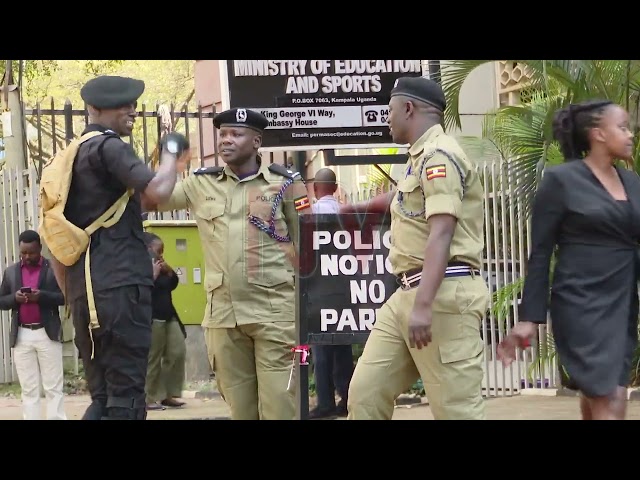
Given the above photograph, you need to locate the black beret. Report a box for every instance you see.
[213,108,269,132]
[80,75,145,109]
[390,76,446,112]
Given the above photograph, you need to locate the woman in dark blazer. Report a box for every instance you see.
[498,99,640,420]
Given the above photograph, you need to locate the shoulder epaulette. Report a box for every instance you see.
[193,166,224,175]
[268,163,298,179]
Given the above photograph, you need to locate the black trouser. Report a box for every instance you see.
[312,344,354,410]
[72,285,152,420]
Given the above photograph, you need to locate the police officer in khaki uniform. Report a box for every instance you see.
[342,77,490,420]
[145,108,311,420]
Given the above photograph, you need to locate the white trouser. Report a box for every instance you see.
[12,326,67,420]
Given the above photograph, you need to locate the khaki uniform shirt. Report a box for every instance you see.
[158,160,309,328]
[388,124,485,274]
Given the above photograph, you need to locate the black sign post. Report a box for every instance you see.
[220,60,424,151]
[294,212,398,420]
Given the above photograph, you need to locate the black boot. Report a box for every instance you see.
[82,400,107,420]
[102,396,147,420]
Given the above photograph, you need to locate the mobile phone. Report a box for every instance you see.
[20,287,32,294]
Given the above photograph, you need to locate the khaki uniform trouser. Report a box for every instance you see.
[347,275,489,420]
[145,319,186,403]
[204,321,296,420]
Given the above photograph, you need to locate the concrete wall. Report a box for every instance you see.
[446,61,499,138]
[183,325,212,381]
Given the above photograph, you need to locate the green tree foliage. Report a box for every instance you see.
[1,60,197,172]
[1,60,195,108]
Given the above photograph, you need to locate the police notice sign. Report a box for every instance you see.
[297,213,398,345]
[219,60,425,151]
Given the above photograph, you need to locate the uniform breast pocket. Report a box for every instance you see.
[249,199,287,237]
[194,203,226,242]
[248,200,273,222]
[394,175,424,216]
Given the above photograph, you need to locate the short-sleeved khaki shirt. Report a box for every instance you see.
[388,124,485,274]
[158,160,309,328]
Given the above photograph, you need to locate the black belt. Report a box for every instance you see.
[20,323,44,330]
[396,262,481,290]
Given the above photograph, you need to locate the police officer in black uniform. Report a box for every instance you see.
[56,75,190,420]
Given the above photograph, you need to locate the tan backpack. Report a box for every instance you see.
[39,131,132,351]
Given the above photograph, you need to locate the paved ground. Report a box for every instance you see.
[3,392,640,420]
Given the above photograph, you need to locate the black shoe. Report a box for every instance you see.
[308,406,337,420]
[146,402,166,411]
[161,398,186,408]
[336,400,348,417]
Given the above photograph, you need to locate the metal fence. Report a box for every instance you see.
[478,161,556,397]
[343,162,555,398]
[0,161,556,394]
[23,99,304,178]
[24,100,218,177]
[0,100,557,394]
[0,167,38,382]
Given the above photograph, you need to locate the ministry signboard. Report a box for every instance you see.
[219,60,425,151]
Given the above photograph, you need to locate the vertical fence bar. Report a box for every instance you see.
[155,102,162,147]
[505,163,521,392]
[481,163,496,397]
[498,163,512,395]
[141,103,149,164]
[197,102,205,167]
[36,102,43,173]
[211,105,218,168]
[514,166,530,388]
[0,169,12,382]
[170,103,175,133]
[64,100,73,145]
[490,162,504,395]
[183,103,191,168]
[50,98,57,157]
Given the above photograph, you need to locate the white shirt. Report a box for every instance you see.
[312,195,340,214]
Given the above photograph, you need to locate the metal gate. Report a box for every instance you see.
[478,161,557,398]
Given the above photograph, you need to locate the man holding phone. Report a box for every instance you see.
[0,230,66,420]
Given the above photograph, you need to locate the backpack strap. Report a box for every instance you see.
[48,129,130,358]
[78,131,134,355]
[84,188,133,350]
[78,131,134,357]
[48,130,106,331]
[79,130,105,144]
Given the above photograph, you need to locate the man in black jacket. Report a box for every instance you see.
[0,230,66,420]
